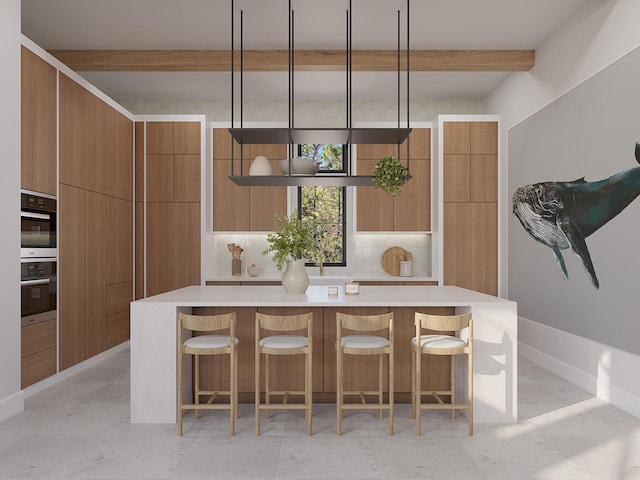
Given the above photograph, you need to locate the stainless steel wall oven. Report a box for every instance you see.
[21,190,56,259]
[21,258,57,326]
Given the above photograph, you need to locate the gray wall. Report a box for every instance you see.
[0,0,22,419]
[509,45,640,355]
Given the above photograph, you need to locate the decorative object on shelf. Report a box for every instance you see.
[249,155,273,176]
[279,157,321,175]
[381,246,410,276]
[246,264,262,277]
[399,250,413,277]
[327,285,339,296]
[373,156,410,197]
[227,243,244,276]
[344,281,360,295]
[262,211,316,293]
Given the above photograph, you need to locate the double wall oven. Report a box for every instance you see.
[21,190,57,327]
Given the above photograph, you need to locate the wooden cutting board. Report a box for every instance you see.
[381,246,410,276]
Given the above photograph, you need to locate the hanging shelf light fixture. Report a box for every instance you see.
[228,0,411,187]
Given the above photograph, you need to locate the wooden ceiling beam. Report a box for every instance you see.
[48,49,534,72]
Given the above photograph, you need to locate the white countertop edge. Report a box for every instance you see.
[206,275,437,283]
[133,285,514,306]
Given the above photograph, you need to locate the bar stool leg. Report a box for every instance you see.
[411,345,416,419]
[194,355,200,419]
[378,354,383,419]
[416,345,422,436]
[336,344,343,436]
[389,346,394,436]
[450,355,456,420]
[229,348,235,436]
[265,355,271,419]
[255,346,261,436]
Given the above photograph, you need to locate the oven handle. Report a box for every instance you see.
[21,211,51,220]
[21,278,51,286]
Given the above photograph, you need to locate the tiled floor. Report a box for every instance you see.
[1,349,639,480]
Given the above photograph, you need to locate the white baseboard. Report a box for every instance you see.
[519,316,640,419]
[0,390,24,424]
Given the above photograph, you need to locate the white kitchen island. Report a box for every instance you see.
[130,285,517,424]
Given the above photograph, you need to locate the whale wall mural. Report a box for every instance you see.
[507,43,640,357]
[512,143,640,289]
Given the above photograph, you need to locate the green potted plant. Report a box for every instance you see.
[263,211,316,293]
[373,155,410,197]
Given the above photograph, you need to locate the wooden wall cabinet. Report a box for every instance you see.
[138,121,202,297]
[356,128,431,232]
[212,128,287,231]
[21,47,57,195]
[58,74,134,371]
[442,121,498,295]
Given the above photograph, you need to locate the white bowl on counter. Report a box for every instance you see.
[246,264,263,277]
[279,157,321,175]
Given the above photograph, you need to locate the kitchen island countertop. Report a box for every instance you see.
[131,285,517,424]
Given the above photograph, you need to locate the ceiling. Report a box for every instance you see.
[21,0,590,105]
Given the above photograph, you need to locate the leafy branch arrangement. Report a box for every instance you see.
[262,211,316,272]
[373,155,410,197]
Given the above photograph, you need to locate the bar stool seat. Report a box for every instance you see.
[411,335,466,349]
[341,335,389,349]
[260,335,308,349]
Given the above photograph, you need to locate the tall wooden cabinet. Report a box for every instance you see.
[442,121,498,295]
[136,121,202,297]
[212,128,287,231]
[58,73,133,371]
[356,128,431,232]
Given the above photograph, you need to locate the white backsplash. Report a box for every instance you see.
[206,231,431,279]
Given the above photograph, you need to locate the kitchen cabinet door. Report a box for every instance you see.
[84,191,107,359]
[59,184,86,370]
[393,157,430,231]
[59,74,87,190]
[174,122,200,154]
[442,120,498,295]
[106,196,133,285]
[146,122,173,154]
[356,158,394,231]
[21,47,57,195]
[21,319,57,388]
[213,129,287,231]
[356,128,431,232]
[106,107,134,201]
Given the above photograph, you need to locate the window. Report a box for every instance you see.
[298,144,346,266]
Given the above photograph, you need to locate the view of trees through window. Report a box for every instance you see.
[298,144,346,266]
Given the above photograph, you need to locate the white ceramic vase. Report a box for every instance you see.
[249,155,273,175]
[281,258,309,294]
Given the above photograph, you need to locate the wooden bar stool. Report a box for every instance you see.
[336,312,394,436]
[177,312,239,436]
[412,312,473,436]
[255,312,313,436]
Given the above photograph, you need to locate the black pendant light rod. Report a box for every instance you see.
[406,0,410,174]
[239,9,245,171]
[397,8,401,162]
[287,0,293,173]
